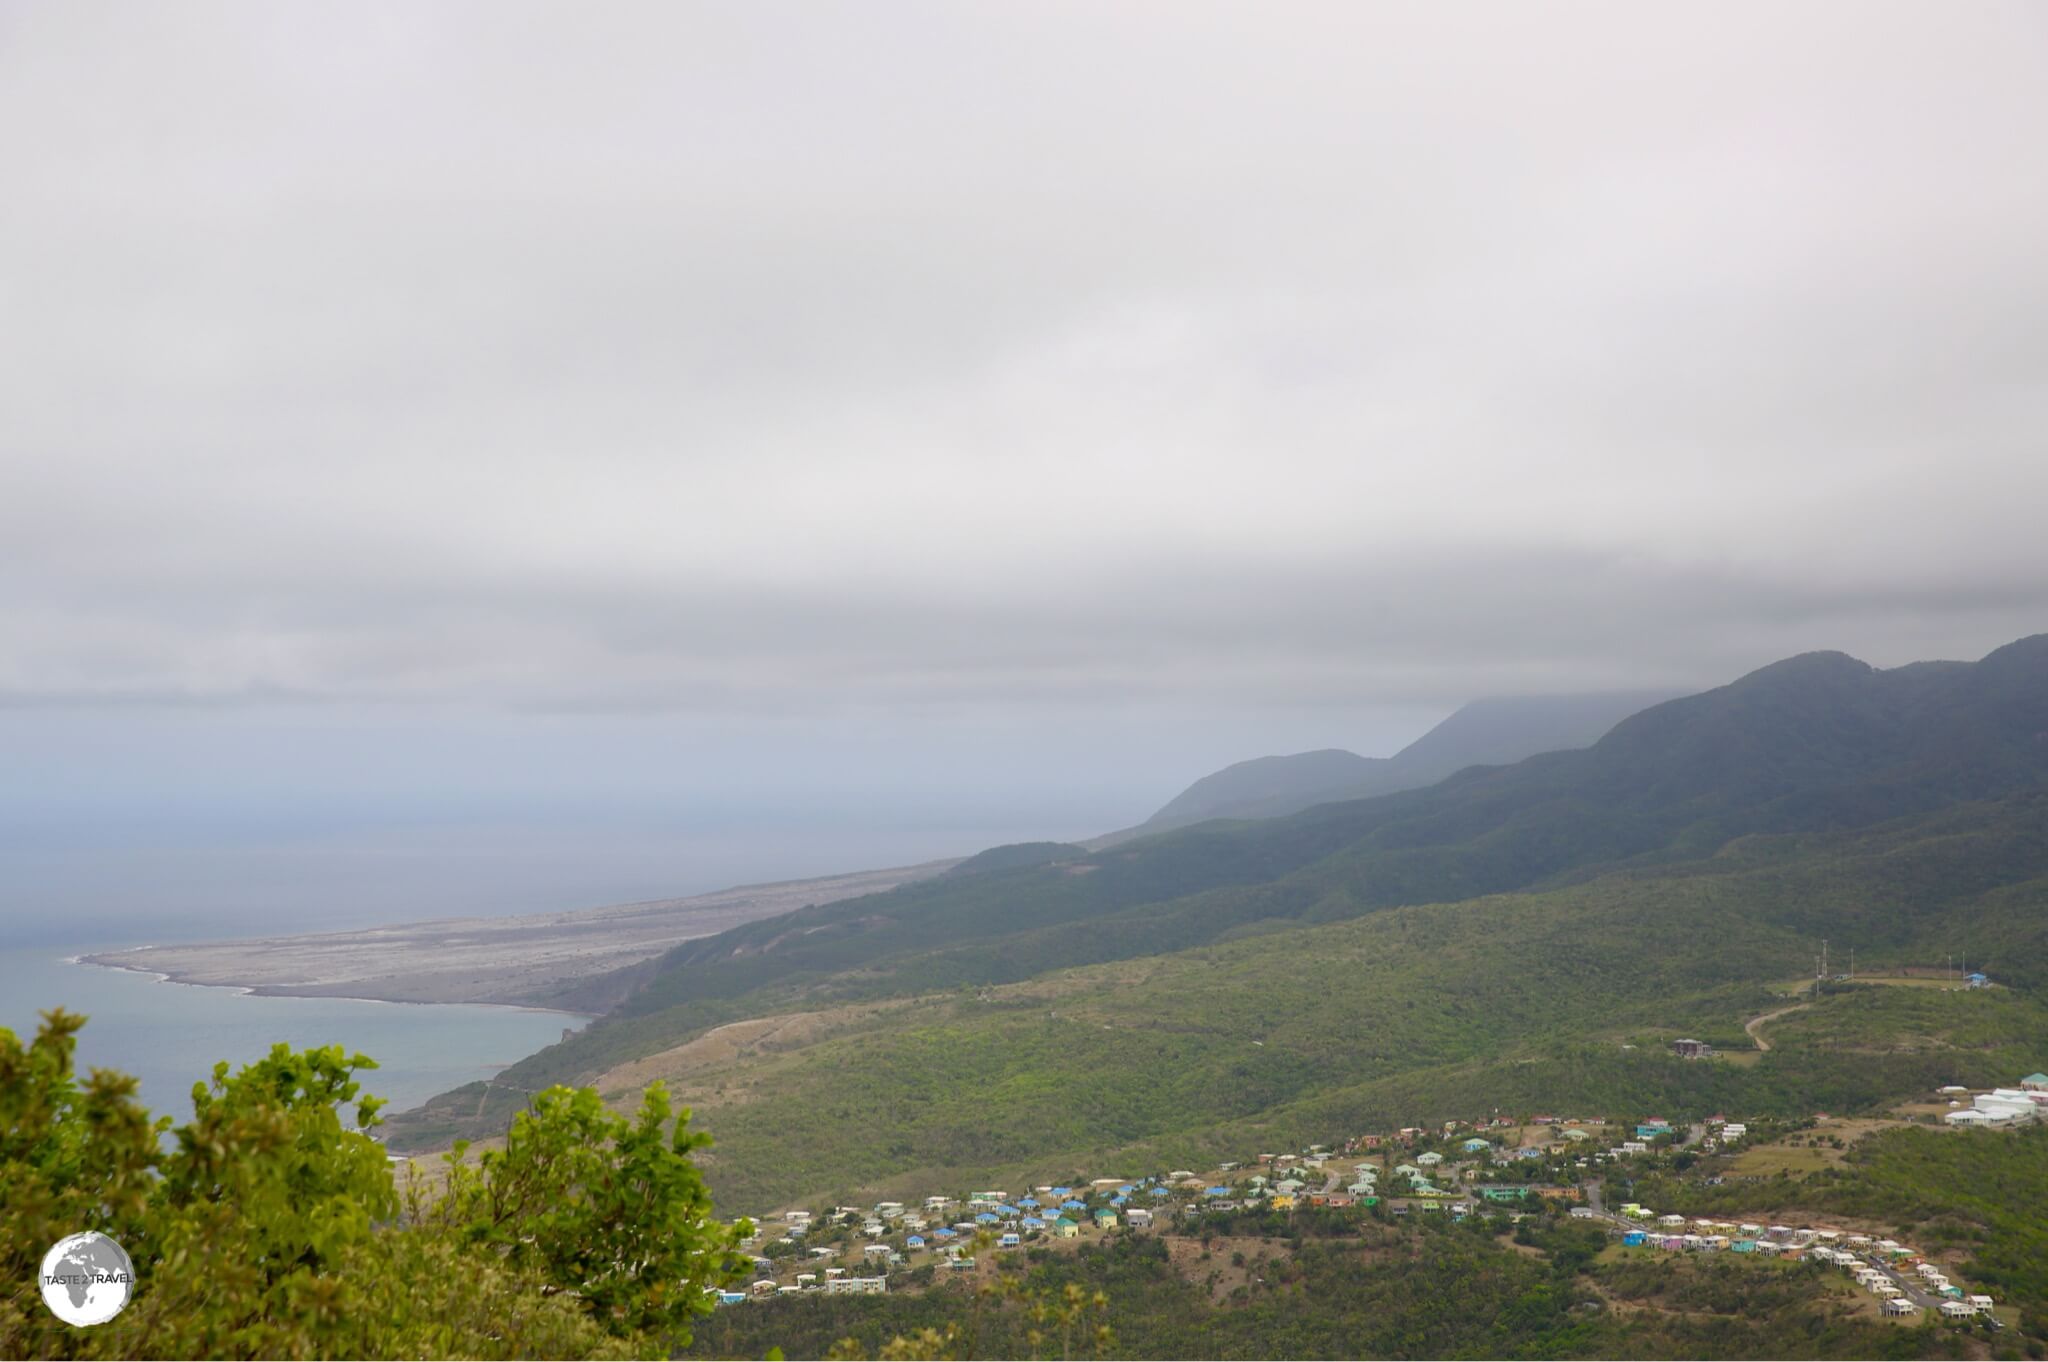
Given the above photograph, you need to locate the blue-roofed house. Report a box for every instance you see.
[1149,1186,1171,1198]
[1062,1199,1088,1211]
[1018,1197,1040,1209]
[975,1212,998,1225]
[1205,1186,1230,1198]
[1022,1217,1045,1232]
[906,1235,925,1249]
[933,1228,956,1240]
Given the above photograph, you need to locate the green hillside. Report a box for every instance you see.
[685,1217,1965,1361]
[1121,690,1680,837]
[386,636,2048,1216]
[481,638,2047,1078]
[391,796,2048,1210]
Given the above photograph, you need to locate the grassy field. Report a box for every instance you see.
[1725,1120,1906,1177]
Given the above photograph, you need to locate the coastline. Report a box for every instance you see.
[67,857,955,1015]
[70,952,595,1020]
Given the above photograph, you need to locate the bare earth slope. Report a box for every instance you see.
[80,860,956,1010]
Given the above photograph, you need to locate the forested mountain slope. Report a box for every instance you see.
[551,637,2045,1028]
[393,794,2048,1207]
[386,635,2048,1172]
[1113,689,1679,838]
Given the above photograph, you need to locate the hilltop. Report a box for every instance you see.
[1101,689,1680,841]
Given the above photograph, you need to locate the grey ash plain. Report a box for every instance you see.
[81,860,954,1013]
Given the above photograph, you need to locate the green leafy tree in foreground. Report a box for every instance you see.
[423,1082,753,1338]
[1,1009,747,1359]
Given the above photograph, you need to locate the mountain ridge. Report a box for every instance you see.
[1102,689,1684,842]
[382,633,2046,1143]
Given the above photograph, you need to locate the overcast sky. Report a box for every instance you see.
[3,2,2046,913]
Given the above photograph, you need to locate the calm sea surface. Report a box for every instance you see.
[0,812,1096,1128]
[0,940,582,1124]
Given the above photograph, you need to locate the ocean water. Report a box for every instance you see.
[0,941,582,1125]
[0,806,1115,1132]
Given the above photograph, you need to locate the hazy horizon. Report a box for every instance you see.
[5,3,2047,942]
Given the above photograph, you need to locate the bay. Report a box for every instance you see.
[0,939,583,1128]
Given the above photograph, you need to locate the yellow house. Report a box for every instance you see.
[1270,1194,1296,1210]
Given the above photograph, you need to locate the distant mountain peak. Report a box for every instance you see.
[1729,650,1874,686]
[1121,688,1683,837]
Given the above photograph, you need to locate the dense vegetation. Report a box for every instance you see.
[0,1012,746,1359]
[419,637,2048,1127]
[394,796,2048,1212]
[685,1215,1970,1360]
[1637,1123,2048,1340]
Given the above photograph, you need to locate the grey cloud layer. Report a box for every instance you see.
[4,1,2045,713]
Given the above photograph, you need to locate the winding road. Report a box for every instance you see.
[1743,1002,1810,1052]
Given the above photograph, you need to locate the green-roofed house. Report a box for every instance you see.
[2022,1072,2048,1093]
[1054,1218,1080,1239]
[1095,1210,1119,1230]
